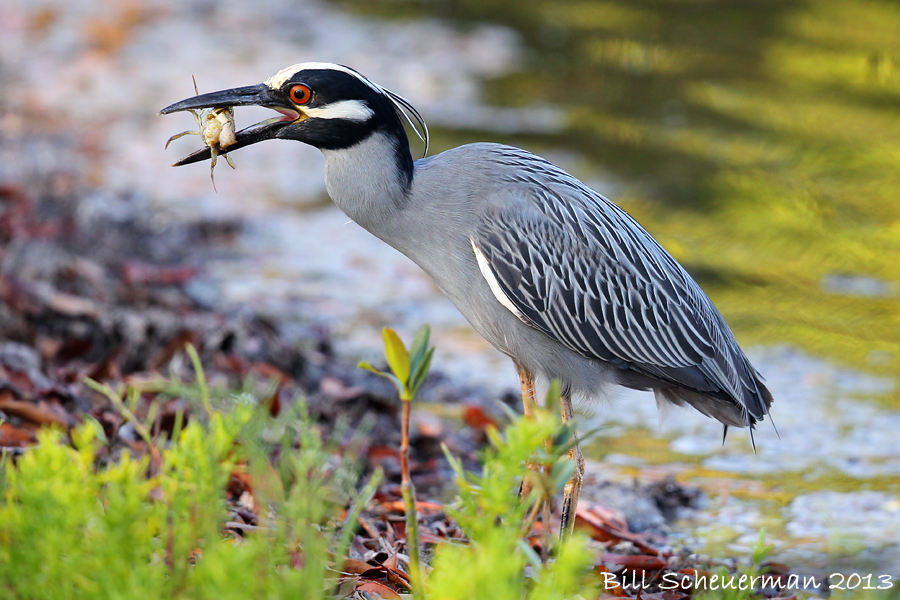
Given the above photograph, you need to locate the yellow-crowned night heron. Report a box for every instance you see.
[161,63,774,539]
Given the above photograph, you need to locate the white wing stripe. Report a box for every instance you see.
[471,239,527,322]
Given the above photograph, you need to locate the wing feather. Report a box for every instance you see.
[472,148,771,425]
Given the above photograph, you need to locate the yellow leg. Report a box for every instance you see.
[559,391,585,542]
[517,365,539,500]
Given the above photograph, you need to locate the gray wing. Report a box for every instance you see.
[472,148,771,425]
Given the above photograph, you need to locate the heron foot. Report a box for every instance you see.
[559,392,584,541]
[559,440,585,541]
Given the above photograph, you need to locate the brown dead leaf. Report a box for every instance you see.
[268,388,282,417]
[147,330,198,371]
[357,516,382,541]
[249,362,291,384]
[0,390,71,428]
[586,502,629,532]
[596,565,630,597]
[355,580,402,599]
[381,553,412,589]
[212,352,249,376]
[341,558,374,575]
[576,504,661,556]
[760,561,791,575]
[2,367,37,395]
[462,404,497,431]
[0,422,37,447]
[368,445,401,473]
[609,582,631,597]
[226,470,254,502]
[378,499,445,516]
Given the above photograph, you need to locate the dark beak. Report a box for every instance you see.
[160,84,299,166]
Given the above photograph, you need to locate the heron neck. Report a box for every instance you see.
[320,130,413,234]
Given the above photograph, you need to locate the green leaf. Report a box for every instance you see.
[337,468,383,560]
[384,373,406,398]
[76,414,108,447]
[485,425,503,449]
[752,529,775,566]
[558,425,604,456]
[409,324,431,369]
[382,328,410,387]
[551,459,575,492]
[145,401,160,434]
[357,361,384,376]
[551,420,577,450]
[497,402,520,422]
[517,539,543,575]
[185,342,211,415]
[359,361,405,396]
[409,347,435,398]
[441,442,465,478]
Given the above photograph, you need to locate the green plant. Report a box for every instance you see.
[0,350,379,600]
[693,529,775,600]
[429,401,597,600]
[359,325,434,598]
[358,326,598,599]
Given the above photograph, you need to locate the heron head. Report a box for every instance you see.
[160,63,428,167]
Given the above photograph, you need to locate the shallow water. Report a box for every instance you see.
[3,0,900,573]
[587,346,900,570]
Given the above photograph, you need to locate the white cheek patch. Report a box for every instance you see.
[303,99,374,122]
[471,238,527,322]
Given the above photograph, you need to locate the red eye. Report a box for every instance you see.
[289,84,312,105]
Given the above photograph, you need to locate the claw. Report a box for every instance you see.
[165,129,197,150]
[209,148,219,192]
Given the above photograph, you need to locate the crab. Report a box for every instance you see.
[165,76,237,190]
